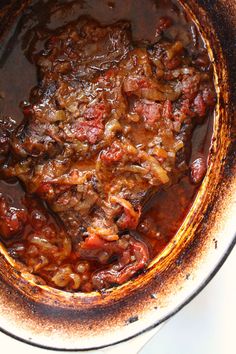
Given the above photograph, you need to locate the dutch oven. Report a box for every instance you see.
[0,0,235,351]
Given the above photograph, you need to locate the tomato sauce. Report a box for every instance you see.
[0,0,215,292]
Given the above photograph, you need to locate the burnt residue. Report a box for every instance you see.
[126,316,139,324]
[213,239,218,250]
[197,0,236,103]
[223,140,236,179]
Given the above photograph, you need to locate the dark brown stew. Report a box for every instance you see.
[0,0,215,292]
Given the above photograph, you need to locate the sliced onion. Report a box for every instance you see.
[54,110,66,121]
[171,67,195,78]
[30,236,58,251]
[52,266,72,288]
[87,226,119,241]
[104,119,122,140]
[155,81,177,94]
[47,170,92,185]
[138,87,180,101]
[33,255,49,272]
[61,236,72,258]
[74,191,98,213]
[167,41,183,60]
[117,165,148,175]
[70,273,81,290]
[139,151,169,184]
[173,140,184,152]
[110,196,138,219]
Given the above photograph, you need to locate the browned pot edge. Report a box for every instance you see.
[0,0,235,349]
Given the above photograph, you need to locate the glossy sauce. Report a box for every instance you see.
[0,0,214,291]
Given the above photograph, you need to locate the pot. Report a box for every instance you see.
[0,0,235,351]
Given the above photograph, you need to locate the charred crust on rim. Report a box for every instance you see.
[127,316,139,324]
[213,239,218,250]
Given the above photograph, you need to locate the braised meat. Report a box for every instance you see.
[0,14,215,291]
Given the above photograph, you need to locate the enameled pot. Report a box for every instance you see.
[0,0,235,351]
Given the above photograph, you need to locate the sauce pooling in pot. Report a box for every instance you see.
[0,0,215,292]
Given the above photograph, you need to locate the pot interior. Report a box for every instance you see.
[0,0,234,350]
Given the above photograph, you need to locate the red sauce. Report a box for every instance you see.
[0,0,215,292]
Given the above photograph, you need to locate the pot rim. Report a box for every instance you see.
[0,235,235,352]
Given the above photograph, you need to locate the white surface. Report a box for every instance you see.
[0,246,235,354]
[141,245,236,354]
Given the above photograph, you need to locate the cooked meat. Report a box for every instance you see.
[0,14,215,291]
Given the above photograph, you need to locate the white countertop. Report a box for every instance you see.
[141,245,236,354]
[0,246,235,354]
